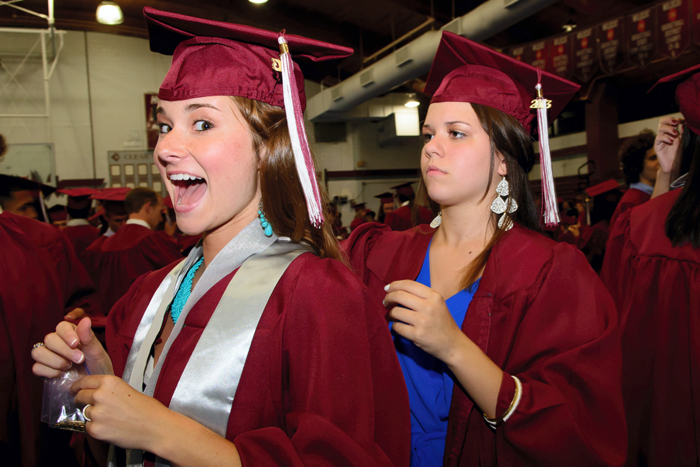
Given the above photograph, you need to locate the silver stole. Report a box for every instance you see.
[108,221,311,466]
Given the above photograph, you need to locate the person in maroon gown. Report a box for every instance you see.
[601,64,700,467]
[32,8,409,467]
[375,192,395,224]
[1,209,86,467]
[349,202,369,231]
[343,32,626,466]
[83,187,182,315]
[59,188,101,260]
[383,182,434,231]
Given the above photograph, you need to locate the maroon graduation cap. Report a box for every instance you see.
[58,187,99,210]
[649,64,700,136]
[585,179,621,198]
[423,32,580,227]
[143,7,353,228]
[353,203,366,212]
[391,182,415,197]
[374,192,394,204]
[90,187,131,202]
[0,174,56,196]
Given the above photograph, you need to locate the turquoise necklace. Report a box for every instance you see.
[170,257,205,324]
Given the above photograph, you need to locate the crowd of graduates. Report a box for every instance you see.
[0,9,699,466]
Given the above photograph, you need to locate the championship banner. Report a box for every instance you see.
[573,28,598,82]
[508,45,530,63]
[694,0,700,46]
[657,0,691,58]
[627,7,658,67]
[530,41,548,70]
[548,35,574,78]
[599,18,626,74]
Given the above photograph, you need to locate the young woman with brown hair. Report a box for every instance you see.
[602,64,700,467]
[344,32,626,466]
[30,8,409,466]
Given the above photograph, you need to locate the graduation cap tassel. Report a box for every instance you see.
[533,79,559,227]
[278,34,324,228]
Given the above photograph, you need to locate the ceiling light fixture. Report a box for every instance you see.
[249,0,268,4]
[96,1,124,25]
[405,93,420,108]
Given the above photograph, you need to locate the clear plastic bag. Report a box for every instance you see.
[41,366,88,432]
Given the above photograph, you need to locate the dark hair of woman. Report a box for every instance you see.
[231,96,344,262]
[665,128,700,247]
[619,130,656,185]
[417,103,541,289]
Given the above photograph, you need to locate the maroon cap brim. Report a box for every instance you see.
[648,64,700,93]
[585,179,621,197]
[144,7,352,81]
[58,187,99,198]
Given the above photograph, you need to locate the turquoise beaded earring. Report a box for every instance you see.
[258,200,273,237]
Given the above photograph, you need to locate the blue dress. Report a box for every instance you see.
[391,242,480,466]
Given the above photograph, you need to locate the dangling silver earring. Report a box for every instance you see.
[430,212,442,228]
[258,200,273,237]
[491,176,518,231]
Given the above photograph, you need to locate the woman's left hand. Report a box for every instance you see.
[384,280,462,363]
[72,375,170,451]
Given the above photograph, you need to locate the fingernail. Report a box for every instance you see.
[384,284,390,291]
[70,338,79,347]
[382,299,387,306]
[73,351,84,364]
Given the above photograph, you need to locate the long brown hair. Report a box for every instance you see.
[418,103,541,290]
[230,96,344,262]
[666,127,700,247]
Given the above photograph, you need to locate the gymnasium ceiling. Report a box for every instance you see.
[0,0,663,85]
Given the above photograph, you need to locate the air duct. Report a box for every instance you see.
[306,0,559,122]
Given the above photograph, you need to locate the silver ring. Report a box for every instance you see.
[32,342,45,350]
[81,404,92,422]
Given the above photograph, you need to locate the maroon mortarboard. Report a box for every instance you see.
[58,188,99,210]
[374,192,394,204]
[0,174,56,196]
[585,179,621,198]
[144,7,353,228]
[90,187,131,202]
[391,182,416,197]
[89,208,105,221]
[353,203,366,212]
[163,196,174,209]
[649,64,700,136]
[58,187,98,198]
[423,32,580,227]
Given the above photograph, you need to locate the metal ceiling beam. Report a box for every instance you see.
[306,0,559,121]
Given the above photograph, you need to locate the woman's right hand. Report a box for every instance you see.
[655,116,684,174]
[32,317,114,378]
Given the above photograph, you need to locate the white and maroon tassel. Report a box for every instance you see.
[532,78,559,227]
[277,35,324,228]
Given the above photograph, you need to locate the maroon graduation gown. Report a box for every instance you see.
[9,213,99,317]
[609,187,651,232]
[343,223,627,466]
[0,213,71,467]
[84,224,182,314]
[106,253,410,466]
[62,224,100,261]
[384,205,433,231]
[601,189,700,466]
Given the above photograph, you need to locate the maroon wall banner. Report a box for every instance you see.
[694,0,700,45]
[599,18,626,74]
[627,7,658,67]
[657,0,691,58]
[574,28,598,82]
[508,45,530,63]
[548,35,574,78]
[530,41,548,70]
